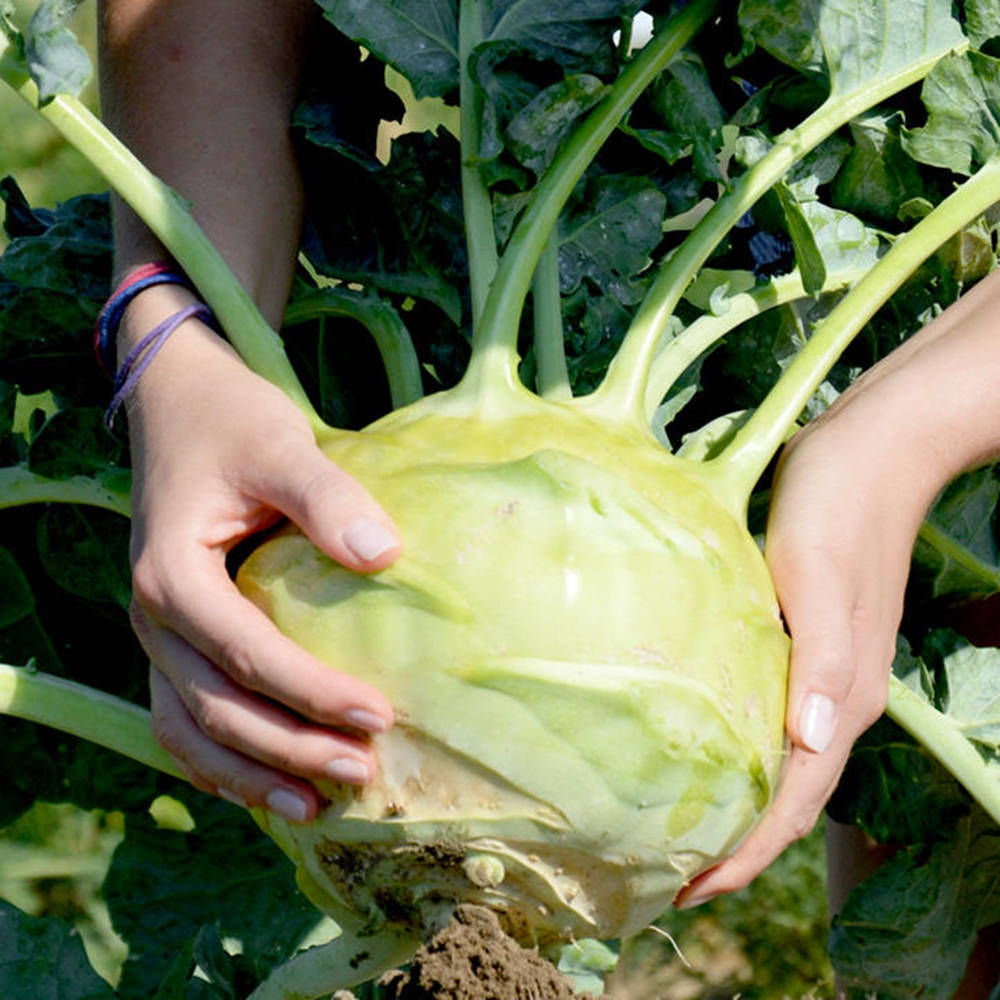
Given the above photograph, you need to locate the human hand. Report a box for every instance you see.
[122,288,400,824]
[674,394,937,909]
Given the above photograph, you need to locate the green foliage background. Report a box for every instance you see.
[0,0,101,250]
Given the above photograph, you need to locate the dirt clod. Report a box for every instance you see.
[378,905,601,999]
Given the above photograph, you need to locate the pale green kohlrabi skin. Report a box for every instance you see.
[237,395,789,946]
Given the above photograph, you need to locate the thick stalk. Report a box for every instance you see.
[0,42,322,433]
[592,48,968,426]
[0,663,181,778]
[886,675,1000,826]
[459,0,499,328]
[284,289,424,408]
[644,266,868,422]
[0,466,131,516]
[532,237,571,399]
[248,923,419,1000]
[458,0,718,402]
[710,154,1000,512]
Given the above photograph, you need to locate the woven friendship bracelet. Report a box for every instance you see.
[104,302,214,430]
[94,262,191,376]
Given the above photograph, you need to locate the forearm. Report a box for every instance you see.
[806,270,1000,509]
[97,0,315,328]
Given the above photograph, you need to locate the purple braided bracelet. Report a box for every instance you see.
[104,302,213,430]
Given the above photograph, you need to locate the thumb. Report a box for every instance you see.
[774,555,858,756]
[255,436,402,572]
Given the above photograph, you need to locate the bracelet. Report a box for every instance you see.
[94,262,191,376]
[104,302,214,430]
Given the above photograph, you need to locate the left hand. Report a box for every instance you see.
[674,387,936,908]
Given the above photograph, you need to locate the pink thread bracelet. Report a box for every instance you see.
[104,302,213,430]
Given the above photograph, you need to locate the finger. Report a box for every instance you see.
[675,739,851,908]
[139,612,378,785]
[149,665,322,823]
[242,433,402,571]
[768,543,859,755]
[131,550,395,733]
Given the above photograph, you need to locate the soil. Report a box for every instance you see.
[377,905,603,1000]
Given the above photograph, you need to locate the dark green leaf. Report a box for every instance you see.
[506,74,607,175]
[36,506,131,608]
[0,176,55,238]
[0,899,116,1000]
[28,408,125,480]
[315,0,458,98]
[832,112,925,223]
[0,546,34,628]
[829,814,1000,1000]
[558,173,666,303]
[649,52,727,182]
[827,716,971,844]
[107,798,319,998]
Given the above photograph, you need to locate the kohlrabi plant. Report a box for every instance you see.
[1,0,1000,997]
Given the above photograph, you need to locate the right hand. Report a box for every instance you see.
[121,288,401,824]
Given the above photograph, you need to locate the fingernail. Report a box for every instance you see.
[343,517,397,562]
[217,787,248,809]
[675,890,717,911]
[344,708,391,733]
[266,788,309,823]
[324,756,370,784]
[799,692,837,754]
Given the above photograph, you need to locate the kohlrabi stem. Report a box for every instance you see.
[592,46,968,427]
[284,288,424,408]
[459,0,499,328]
[0,663,181,778]
[644,266,868,422]
[249,919,419,1000]
[711,154,1000,511]
[532,238,571,400]
[886,675,1000,826]
[0,41,322,433]
[458,0,718,403]
[0,465,131,516]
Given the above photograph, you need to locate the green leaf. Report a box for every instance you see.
[106,798,319,998]
[314,0,458,99]
[505,74,607,175]
[648,51,727,182]
[940,643,1000,753]
[482,0,631,78]
[739,0,965,98]
[965,0,1000,49]
[0,546,33,629]
[558,173,666,303]
[912,466,1000,602]
[832,112,926,223]
[0,899,116,1000]
[903,50,1000,175]
[36,506,131,609]
[827,716,971,845]
[28,408,125,480]
[23,0,92,104]
[829,814,1000,1000]
[774,186,881,294]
